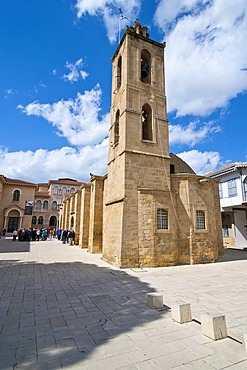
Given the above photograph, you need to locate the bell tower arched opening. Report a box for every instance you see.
[114,109,120,145]
[141,49,151,83]
[117,56,122,88]
[142,103,152,141]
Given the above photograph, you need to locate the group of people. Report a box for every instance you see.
[61,229,76,245]
[12,228,56,241]
[10,227,76,245]
[56,228,75,245]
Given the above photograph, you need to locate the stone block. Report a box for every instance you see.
[146,293,163,309]
[171,302,192,324]
[201,312,227,340]
[243,333,247,354]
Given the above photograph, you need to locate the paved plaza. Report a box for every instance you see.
[0,236,247,369]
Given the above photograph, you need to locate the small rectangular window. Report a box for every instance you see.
[157,208,168,230]
[227,179,237,197]
[219,183,223,199]
[196,210,206,229]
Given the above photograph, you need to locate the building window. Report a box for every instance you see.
[196,210,206,229]
[219,183,223,199]
[35,200,42,210]
[170,164,175,174]
[43,200,48,210]
[157,208,168,230]
[38,216,43,225]
[53,186,58,195]
[61,186,67,194]
[142,103,152,141]
[114,109,120,145]
[52,201,57,210]
[141,49,151,83]
[117,56,122,88]
[13,189,20,201]
[70,187,76,194]
[227,179,237,197]
[32,216,37,225]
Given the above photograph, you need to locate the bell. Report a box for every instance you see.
[141,61,149,79]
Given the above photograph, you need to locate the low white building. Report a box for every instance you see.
[208,162,247,248]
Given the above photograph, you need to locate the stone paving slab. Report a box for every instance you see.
[0,236,247,369]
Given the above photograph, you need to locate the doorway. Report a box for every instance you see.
[8,217,19,232]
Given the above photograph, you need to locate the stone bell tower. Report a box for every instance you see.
[102,20,172,267]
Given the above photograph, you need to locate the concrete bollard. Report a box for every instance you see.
[146,292,163,309]
[171,302,192,324]
[201,312,227,340]
[243,333,247,354]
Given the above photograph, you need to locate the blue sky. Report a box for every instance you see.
[0,0,246,183]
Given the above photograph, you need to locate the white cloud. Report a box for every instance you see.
[0,141,109,183]
[75,0,141,42]
[169,120,220,146]
[176,149,222,174]
[18,85,109,147]
[155,0,247,116]
[63,58,89,83]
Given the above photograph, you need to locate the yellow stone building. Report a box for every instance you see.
[0,176,83,233]
[60,21,223,267]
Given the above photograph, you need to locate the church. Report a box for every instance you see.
[60,20,223,268]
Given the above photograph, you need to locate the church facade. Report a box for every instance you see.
[60,21,223,267]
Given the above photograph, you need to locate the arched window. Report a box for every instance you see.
[49,216,57,227]
[70,187,76,194]
[32,216,37,225]
[35,200,42,210]
[43,200,48,210]
[71,216,74,228]
[52,201,57,210]
[114,109,120,145]
[61,186,67,194]
[142,104,152,141]
[141,49,151,83]
[38,216,43,225]
[13,189,20,201]
[53,186,58,195]
[117,56,122,88]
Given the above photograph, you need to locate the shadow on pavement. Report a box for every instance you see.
[217,247,247,262]
[0,258,169,369]
[0,238,30,253]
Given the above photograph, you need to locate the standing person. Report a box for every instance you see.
[61,230,68,244]
[31,228,36,241]
[42,229,47,241]
[57,229,61,241]
[12,229,18,241]
[36,228,41,241]
[68,229,75,246]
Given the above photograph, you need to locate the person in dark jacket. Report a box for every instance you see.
[68,229,75,246]
[61,230,68,244]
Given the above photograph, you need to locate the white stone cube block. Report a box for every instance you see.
[146,292,163,309]
[171,302,192,324]
[243,333,247,354]
[201,312,227,340]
